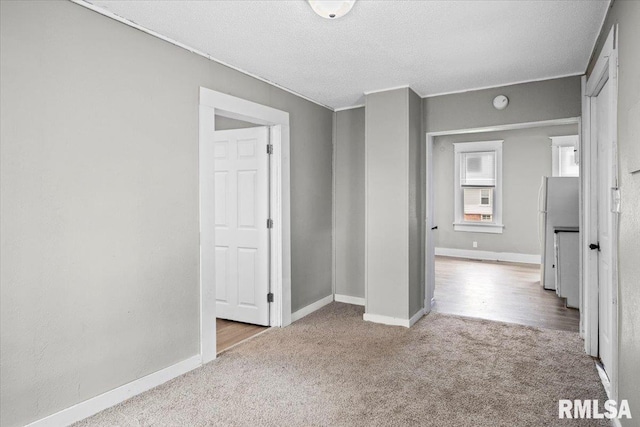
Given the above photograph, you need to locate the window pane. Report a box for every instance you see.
[480,189,490,205]
[559,146,579,177]
[461,151,496,186]
[463,188,493,222]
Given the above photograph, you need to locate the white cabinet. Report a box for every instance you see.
[554,229,579,309]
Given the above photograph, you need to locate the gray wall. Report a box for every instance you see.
[215,115,258,130]
[434,124,578,255]
[0,2,333,426]
[365,89,409,318]
[334,94,423,313]
[588,2,640,425]
[365,88,423,320]
[424,76,582,133]
[408,89,424,317]
[334,108,365,299]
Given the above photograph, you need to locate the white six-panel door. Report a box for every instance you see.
[214,127,270,326]
[595,79,613,376]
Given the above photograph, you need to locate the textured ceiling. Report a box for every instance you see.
[85,0,609,110]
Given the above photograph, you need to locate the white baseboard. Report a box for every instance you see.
[26,355,202,427]
[409,308,425,327]
[291,294,333,322]
[363,313,408,327]
[364,308,425,328]
[425,298,435,310]
[435,247,541,265]
[334,294,365,306]
[595,362,612,400]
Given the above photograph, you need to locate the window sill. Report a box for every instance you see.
[453,222,504,234]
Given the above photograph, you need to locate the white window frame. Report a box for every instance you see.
[551,135,579,177]
[453,140,504,234]
[479,188,492,206]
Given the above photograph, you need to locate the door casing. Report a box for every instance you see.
[425,117,581,311]
[199,88,291,363]
[582,24,619,400]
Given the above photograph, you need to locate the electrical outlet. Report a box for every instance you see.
[473,241,478,248]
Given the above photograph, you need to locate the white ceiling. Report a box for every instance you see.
[85,0,609,110]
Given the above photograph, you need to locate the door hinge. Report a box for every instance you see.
[267,292,274,303]
[267,144,273,155]
[267,218,274,229]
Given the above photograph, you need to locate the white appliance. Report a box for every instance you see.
[538,177,579,290]
[554,230,580,308]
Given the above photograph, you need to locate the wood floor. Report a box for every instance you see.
[216,318,268,354]
[433,256,580,332]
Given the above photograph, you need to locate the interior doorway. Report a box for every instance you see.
[213,125,271,326]
[595,77,614,375]
[582,25,619,398]
[199,88,292,363]
[425,119,582,331]
[212,118,273,354]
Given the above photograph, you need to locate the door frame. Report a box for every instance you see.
[425,117,580,312]
[582,25,619,400]
[199,87,291,363]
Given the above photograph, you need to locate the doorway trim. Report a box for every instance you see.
[199,87,291,364]
[425,117,581,311]
[582,25,619,401]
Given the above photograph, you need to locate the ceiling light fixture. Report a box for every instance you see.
[308,0,355,19]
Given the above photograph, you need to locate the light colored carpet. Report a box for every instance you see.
[76,303,608,426]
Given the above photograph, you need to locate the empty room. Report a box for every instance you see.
[1,1,639,426]
[430,122,582,331]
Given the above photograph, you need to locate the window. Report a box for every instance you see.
[463,187,493,222]
[480,189,491,206]
[453,140,503,234]
[551,135,579,177]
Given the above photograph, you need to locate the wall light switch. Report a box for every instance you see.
[473,241,478,248]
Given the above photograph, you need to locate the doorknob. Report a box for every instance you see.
[431,226,438,230]
[589,243,600,251]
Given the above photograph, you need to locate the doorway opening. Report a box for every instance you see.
[582,25,619,400]
[199,88,292,363]
[425,119,582,332]
[213,117,272,354]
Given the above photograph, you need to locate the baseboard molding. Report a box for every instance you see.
[334,294,365,306]
[409,308,425,327]
[364,308,425,328]
[363,313,408,327]
[425,298,435,310]
[26,355,202,427]
[291,294,334,322]
[435,247,541,265]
